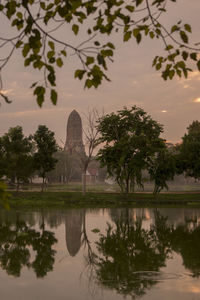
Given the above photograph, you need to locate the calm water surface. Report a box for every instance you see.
[0,208,200,300]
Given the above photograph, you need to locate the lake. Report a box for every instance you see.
[0,207,200,300]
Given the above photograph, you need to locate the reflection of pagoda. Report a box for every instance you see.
[64,110,85,155]
[65,210,85,257]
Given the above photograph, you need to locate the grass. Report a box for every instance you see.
[6,190,200,209]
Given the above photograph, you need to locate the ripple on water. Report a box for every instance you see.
[129,271,192,282]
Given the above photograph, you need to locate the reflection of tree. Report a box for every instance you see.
[85,209,200,299]
[171,225,200,278]
[94,216,170,299]
[0,219,57,278]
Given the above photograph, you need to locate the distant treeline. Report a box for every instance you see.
[1,106,200,194]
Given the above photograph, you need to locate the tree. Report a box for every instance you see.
[148,147,176,195]
[47,149,80,183]
[97,106,164,193]
[80,108,102,195]
[179,121,200,181]
[1,126,33,191]
[0,0,200,105]
[33,125,58,191]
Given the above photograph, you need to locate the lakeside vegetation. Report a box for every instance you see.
[7,190,200,209]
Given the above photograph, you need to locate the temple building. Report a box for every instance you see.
[64,109,85,155]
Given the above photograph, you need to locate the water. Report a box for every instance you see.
[0,208,200,300]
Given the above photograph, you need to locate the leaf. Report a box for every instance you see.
[74,69,86,80]
[22,44,30,57]
[133,28,140,38]
[94,41,100,46]
[48,41,55,50]
[182,51,188,61]
[184,23,192,33]
[61,50,67,57]
[123,31,132,42]
[125,5,135,12]
[190,53,197,61]
[165,45,173,51]
[86,56,94,65]
[50,89,57,105]
[72,24,79,35]
[171,25,179,33]
[85,79,93,88]
[56,57,63,67]
[136,33,142,44]
[34,86,45,107]
[149,31,155,39]
[180,31,188,44]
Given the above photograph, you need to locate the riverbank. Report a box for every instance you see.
[5,191,200,209]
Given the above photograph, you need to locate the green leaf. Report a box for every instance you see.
[51,89,57,105]
[133,28,140,38]
[125,5,135,12]
[184,23,192,33]
[74,69,86,80]
[156,63,162,70]
[56,57,63,67]
[136,33,142,44]
[72,24,79,35]
[180,31,188,44]
[86,56,94,66]
[34,86,45,107]
[123,31,132,42]
[182,51,188,61]
[61,50,67,57]
[190,53,197,61]
[169,70,175,80]
[22,44,30,57]
[149,31,155,39]
[165,45,173,51]
[94,41,100,46]
[171,25,179,33]
[85,79,93,89]
[107,42,115,49]
[47,50,55,59]
[48,41,55,50]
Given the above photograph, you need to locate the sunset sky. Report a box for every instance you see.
[1,0,200,146]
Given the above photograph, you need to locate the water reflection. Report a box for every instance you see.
[0,213,57,278]
[65,209,85,256]
[0,208,200,299]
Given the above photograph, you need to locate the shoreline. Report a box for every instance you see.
[4,191,200,209]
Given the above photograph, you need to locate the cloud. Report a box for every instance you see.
[0,89,13,95]
[1,107,67,118]
[193,97,200,103]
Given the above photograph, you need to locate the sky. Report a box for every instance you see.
[0,0,200,147]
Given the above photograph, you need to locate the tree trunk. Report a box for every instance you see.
[41,177,45,192]
[82,171,86,195]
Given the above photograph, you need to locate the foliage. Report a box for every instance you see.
[0,0,200,105]
[0,182,10,210]
[179,121,200,180]
[0,219,57,277]
[0,126,33,190]
[34,125,58,190]
[97,106,164,193]
[148,147,176,194]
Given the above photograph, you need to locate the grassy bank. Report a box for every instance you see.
[5,191,200,209]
